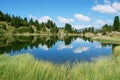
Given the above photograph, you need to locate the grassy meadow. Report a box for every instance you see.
[0,54,120,80]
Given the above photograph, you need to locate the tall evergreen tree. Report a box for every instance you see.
[29,18,34,25]
[11,15,16,26]
[0,10,4,21]
[102,24,108,35]
[4,13,11,22]
[65,23,72,33]
[34,19,39,27]
[41,22,46,31]
[46,20,53,29]
[91,27,94,33]
[23,17,29,27]
[113,16,120,32]
[24,17,28,23]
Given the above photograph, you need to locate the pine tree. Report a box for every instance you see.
[65,23,72,33]
[29,18,34,25]
[0,10,4,21]
[34,19,39,27]
[113,16,120,32]
[91,27,94,33]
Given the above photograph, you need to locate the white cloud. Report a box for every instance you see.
[95,44,102,48]
[96,20,105,25]
[92,1,120,14]
[57,16,74,23]
[92,4,117,14]
[38,16,52,23]
[74,46,89,53]
[28,15,52,23]
[74,38,84,43]
[112,2,120,10]
[39,45,49,51]
[73,25,91,29]
[96,19,113,25]
[57,44,73,50]
[74,14,91,22]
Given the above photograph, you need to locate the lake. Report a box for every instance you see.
[0,35,119,63]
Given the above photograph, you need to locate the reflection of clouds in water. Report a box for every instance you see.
[74,46,89,53]
[95,44,102,48]
[39,45,49,51]
[105,46,111,49]
[57,44,73,50]
[74,38,84,42]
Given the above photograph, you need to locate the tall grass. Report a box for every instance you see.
[0,54,120,80]
[0,54,67,80]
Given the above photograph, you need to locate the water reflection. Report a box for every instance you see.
[0,35,76,54]
[74,46,89,53]
[0,35,119,63]
[100,43,120,57]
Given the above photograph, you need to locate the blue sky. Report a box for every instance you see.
[0,0,120,29]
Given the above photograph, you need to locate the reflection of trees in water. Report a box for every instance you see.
[100,43,111,47]
[0,36,34,54]
[0,35,78,54]
[64,36,77,45]
[81,36,93,43]
[1,35,120,57]
[100,43,120,57]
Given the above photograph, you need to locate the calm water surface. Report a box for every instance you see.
[0,35,116,63]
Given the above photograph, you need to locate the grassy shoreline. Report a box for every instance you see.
[82,32,120,44]
[0,54,120,80]
[93,36,120,44]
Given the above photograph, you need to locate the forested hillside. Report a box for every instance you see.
[0,10,78,35]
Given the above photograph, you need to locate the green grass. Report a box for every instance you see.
[93,36,120,44]
[0,54,120,80]
[113,46,120,57]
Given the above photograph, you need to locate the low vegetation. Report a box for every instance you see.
[0,54,120,80]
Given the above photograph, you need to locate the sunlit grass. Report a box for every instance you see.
[0,54,67,80]
[0,54,120,80]
[113,46,120,57]
[70,57,120,80]
[93,36,120,44]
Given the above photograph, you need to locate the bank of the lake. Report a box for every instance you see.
[82,32,120,44]
[93,36,120,44]
[0,54,120,80]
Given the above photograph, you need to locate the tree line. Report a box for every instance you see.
[81,16,120,34]
[0,10,78,34]
[82,27,94,34]
[101,16,120,34]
